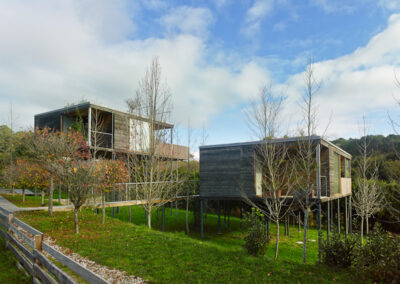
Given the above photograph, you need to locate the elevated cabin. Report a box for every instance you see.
[199,136,351,201]
[34,102,188,160]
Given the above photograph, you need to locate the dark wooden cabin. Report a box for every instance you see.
[34,102,188,160]
[199,136,351,201]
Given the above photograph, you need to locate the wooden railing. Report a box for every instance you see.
[0,207,108,284]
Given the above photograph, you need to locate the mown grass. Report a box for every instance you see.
[0,233,31,283]
[17,206,359,283]
[1,194,61,208]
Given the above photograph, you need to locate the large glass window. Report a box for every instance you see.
[333,153,340,194]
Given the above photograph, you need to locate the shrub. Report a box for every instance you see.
[355,223,400,283]
[243,208,269,256]
[321,231,358,268]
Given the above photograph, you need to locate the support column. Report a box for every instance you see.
[227,202,231,229]
[217,200,222,235]
[240,203,243,230]
[200,199,204,240]
[349,196,352,234]
[284,217,287,236]
[337,198,340,235]
[162,205,165,232]
[345,196,348,236]
[298,211,301,233]
[327,200,330,243]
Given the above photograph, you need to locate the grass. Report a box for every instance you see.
[0,232,31,283]
[17,205,360,283]
[1,194,61,208]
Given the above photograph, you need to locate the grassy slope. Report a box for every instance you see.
[0,235,31,283]
[1,194,61,207]
[17,206,358,283]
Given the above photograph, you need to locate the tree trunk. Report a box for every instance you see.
[147,207,152,229]
[22,189,25,203]
[41,190,45,206]
[102,191,105,225]
[275,219,280,260]
[366,216,369,236]
[48,176,54,216]
[360,217,364,246]
[74,208,79,234]
[11,186,14,196]
[302,209,309,264]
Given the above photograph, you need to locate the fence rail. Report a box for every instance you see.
[0,210,109,284]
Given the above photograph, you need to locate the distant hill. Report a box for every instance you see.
[332,135,400,160]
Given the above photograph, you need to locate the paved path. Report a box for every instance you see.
[0,195,20,213]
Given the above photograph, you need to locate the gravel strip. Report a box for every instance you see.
[43,236,145,284]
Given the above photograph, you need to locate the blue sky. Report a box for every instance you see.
[1,0,400,154]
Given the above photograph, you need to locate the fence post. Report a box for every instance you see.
[6,213,13,248]
[33,233,43,281]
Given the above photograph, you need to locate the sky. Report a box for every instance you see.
[1,0,400,155]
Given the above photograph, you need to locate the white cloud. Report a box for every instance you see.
[160,6,215,37]
[309,0,356,14]
[0,0,268,130]
[280,14,400,138]
[241,0,274,38]
[212,0,232,9]
[378,0,400,11]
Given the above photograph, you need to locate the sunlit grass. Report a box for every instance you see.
[17,206,358,283]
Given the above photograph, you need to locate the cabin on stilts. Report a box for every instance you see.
[198,136,352,247]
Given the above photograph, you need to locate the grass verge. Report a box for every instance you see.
[1,194,61,208]
[17,206,359,283]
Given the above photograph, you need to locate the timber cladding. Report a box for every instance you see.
[113,113,130,151]
[200,137,352,200]
[200,144,255,198]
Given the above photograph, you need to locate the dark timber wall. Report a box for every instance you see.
[200,144,256,198]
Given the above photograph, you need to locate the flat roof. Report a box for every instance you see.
[200,136,352,158]
[34,102,174,129]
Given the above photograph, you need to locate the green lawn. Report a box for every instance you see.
[17,205,360,283]
[0,234,31,283]
[1,194,61,208]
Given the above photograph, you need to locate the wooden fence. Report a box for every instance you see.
[0,207,109,284]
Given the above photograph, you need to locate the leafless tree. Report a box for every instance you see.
[242,85,297,260]
[352,117,383,245]
[126,57,181,229]
[90,108,106,160]
[297,58,320,264]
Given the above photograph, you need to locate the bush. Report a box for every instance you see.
[355,224,400,283]
[321,231,358,268]
[243,208,269,256]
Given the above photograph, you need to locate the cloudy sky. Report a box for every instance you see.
[1,0,400,150]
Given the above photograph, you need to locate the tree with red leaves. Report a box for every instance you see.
[25,127,88,216]
[96,159,129,224]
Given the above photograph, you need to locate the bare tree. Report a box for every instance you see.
[242,85,297,260]
[127,57,181,229]
[352,116,383,245]
[90,108,106,160]
[297,58,320,264]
